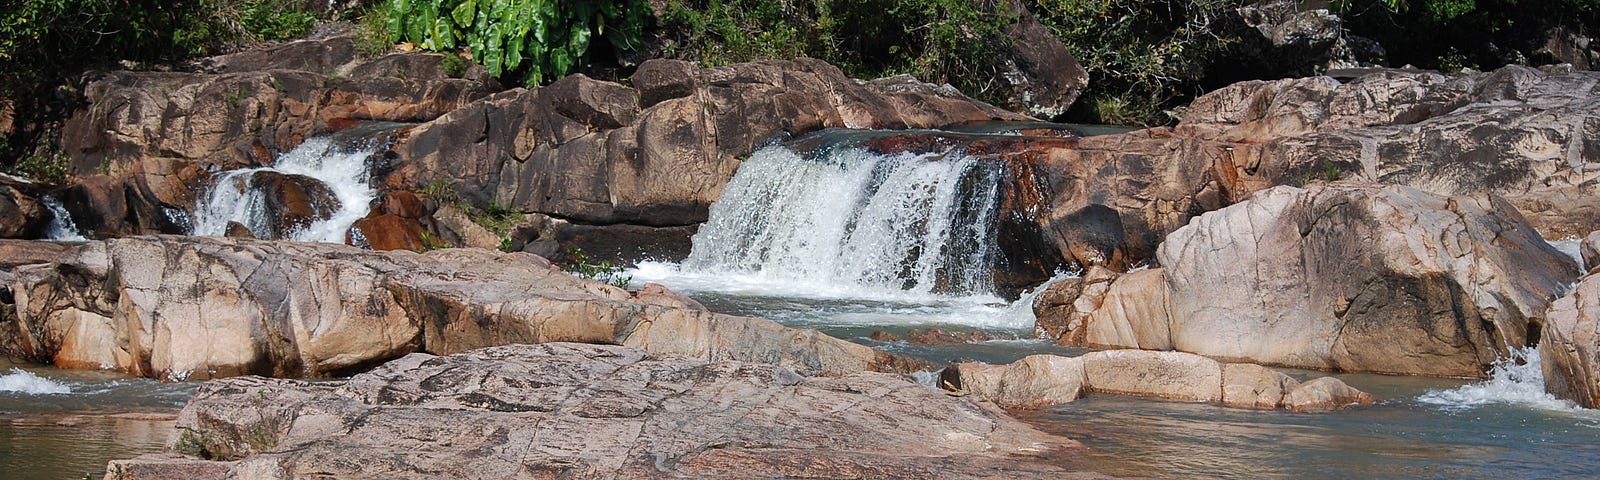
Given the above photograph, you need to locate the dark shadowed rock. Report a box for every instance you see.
[993,0,1089,119]
[0,183,48,239]
[106,343,1099,479]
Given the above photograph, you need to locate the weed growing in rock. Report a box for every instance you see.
[440,53,468,79]
[470,201,521,237]
[564,247,632,288]
[356,7,395,58]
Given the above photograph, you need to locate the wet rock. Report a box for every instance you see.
[1048,204,1128,271]
[5,236,907,380]
[390,58,1026,260]
[351,214,426,251]
[903,328,994,345]
[1154,184,1572,376]
[945,350,1373,411]
[246,171,341,239]
[1541,272,1600,407]
[107,343,1089,479]
[223,222,254,239]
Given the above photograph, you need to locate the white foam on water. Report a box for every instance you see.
[0,368,71,395]
[40,196,86,241]
[1417,347,1581,412]
[191,137,377,243]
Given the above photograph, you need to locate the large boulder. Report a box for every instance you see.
[944,350,1373,412]
[0,181,49,239]
[992,0,1089,119]
[1542,272,1600,407]
[4,236,911,380]
[1045,184,1575,377]
[106,343,1092,479]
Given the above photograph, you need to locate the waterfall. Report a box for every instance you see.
[191,137,377,243]
[40,196,86,241]
[681,143,1001,296]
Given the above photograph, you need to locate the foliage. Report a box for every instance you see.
[470,201,521,236]
[1336,0,1600,73]
[357,6,396,58]
[563,247,632,288]
[420,178,459,203]
[657,0,1016,106]
[240,0,320,42]
[440,53,469,78]
[1031,0,1244,125]
[418,230,453,251]
[0,0,328,170]
[380,0,652,87]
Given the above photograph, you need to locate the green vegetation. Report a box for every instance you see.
[1033,0,1243,125]
[1337,0,1600,74]
[656,0,1015,106]
[470,201,520,237]
[379,0,651,88]
[564,247,632,288]
[0,0,332,176]
[356,6,397,58]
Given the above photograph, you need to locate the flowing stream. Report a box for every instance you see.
[632,135,1600,478]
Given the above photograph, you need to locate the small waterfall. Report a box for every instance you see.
[191,137,377,243]
[681,143,1002,296]
[40,196,86,241]
[1417,346,1579,411]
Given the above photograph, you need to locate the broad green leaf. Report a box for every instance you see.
[451,0,476,27]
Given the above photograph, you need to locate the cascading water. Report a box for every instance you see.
[40,196,86,241]
[679,142,1002,296]
[191,137,377,243]
[1417,346,1580,411]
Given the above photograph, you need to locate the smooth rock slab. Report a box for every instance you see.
[1542,271,1600,407]
[946,350,1373,413]
[107,343,1102,480]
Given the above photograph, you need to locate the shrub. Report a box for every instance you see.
[381,0,651,87]
[563,247,632,288]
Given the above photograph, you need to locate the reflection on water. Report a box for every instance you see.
[1020,386,1600,479]
[0,358,194,480]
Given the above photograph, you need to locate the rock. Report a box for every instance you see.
[390,58,1026,261]
[992,0,1089,119]
[1541,271,1600,407]
[427,203,502,250]
[1034,267,1170,350]
[6,236,910,380]
[903,328,993,345]
[1048,204,1128,271]
[0,184,49,239]
[1285,377,1377,413]
[868,330,902,342]
[350,214,426,251]
[1156,184,1575,376]
[1583,230,1600,273]
[245,171,341,239]
[0,239,69,270]
[945,350,1372,411]
[1228,0,1384,77]
[107,343,1090,479]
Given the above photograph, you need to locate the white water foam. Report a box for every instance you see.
[1417,347,1581,412]
[681,144,1001,296]
[191,137,377,243]
[40,196,86,241]
[0,368,70,395]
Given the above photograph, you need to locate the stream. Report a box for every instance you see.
[5,127,1600,478]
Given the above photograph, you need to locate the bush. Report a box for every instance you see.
[1338,0,1600,73]
[381,0,651,87]
[1031,0,1244,125]
[657,0,1016,107]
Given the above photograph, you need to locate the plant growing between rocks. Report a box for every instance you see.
[564,247,632,288]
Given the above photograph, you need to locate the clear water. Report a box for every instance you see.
[0,359,195,480]
[191,136,378,243]
[631,137,1600,479]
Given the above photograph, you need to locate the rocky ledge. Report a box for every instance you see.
[106,343,1104,480]
[1,236,918,380]
[946,350,1373,413]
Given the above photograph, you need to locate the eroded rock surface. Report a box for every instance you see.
[944,350,1373,412]
[1542,272,1600,407]
[106,343,1098,480]
[2,236,907,380]
[1035,184,1576,377]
